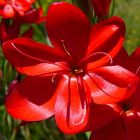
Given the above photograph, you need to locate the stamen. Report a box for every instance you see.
[87,73,121,100]
[11,43,48,63]
[51,74,57,83]
[74,69,84,74]
[61,40,71,56]
[11,43,69,70]
[82,51,113,64]
[135,66,140,75]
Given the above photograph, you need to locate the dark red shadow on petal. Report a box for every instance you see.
[5,76,59,121]
[127,47,140,76]
[85,103,118,131]
[16,76,58,105]
[90,118,126,140]
[113,47,129,67]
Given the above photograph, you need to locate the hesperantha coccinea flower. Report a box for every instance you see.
[90,48,140,140]
[2,2,138,134]
[0,0,35,18]
[0,7,44,44]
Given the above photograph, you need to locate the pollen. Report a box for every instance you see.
[74,69,84,74]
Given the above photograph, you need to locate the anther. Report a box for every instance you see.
[74,69,84,74]
[51,74,57,83]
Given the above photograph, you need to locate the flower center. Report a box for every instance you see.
[70,65,84,76]
[122,103,132,112]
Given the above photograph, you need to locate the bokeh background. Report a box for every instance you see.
[0,0,140,139]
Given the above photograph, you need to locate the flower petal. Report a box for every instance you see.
[55,75,91,134]
[91,0,112,18]
[12,0,35,16]
[90,119,126,140]
[128,85,140,111]
[2,38,70,76]
[84,16,125,68]
[5,76,58,121]
[0,0,6,5]
[17,8,45,24]
[84,65,138,104]
[85,103,118,131]
[46,2,91,63]
[0,19,20,43]
[93,65,138,88]
[3,4,15,18]
[124,112,140,140]
[90,110,140,140]
[128,47,140,75]
[113,47,129,67]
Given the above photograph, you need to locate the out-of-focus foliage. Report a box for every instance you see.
[115,0,140,54]
[0,0,140,140]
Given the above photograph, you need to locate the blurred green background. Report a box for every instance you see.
[116,0,140,54]
[0,0,140,140]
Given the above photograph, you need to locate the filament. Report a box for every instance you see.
[51,74,57,83]
[61,40,71,56]
[82,51,113,64]
[11,43,69,70]
[11,43,48,63]
[135,66,140,75]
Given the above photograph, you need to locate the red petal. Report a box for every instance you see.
[17,8,44,24]
[46,2,91,63]
[124,112,140,140]
[5,76,58,121]
[55,75,91,134]
[3,4,15,18]
[7,80,19,95]
[113,47,129,67]
[122,84,140,111]
[91,0,112,18]
[84,17,125,68]
[128,47,140,75]
[84,65,138,104]
[85,103,118,131]
[90,119,126,140]
[0,0,6,5]
[90,112,140,140]
[0,19,20,43]
[12,0,35,16]
[93,65,138,88]
[2,38,70,76]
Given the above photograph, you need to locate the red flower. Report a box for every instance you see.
[16,7,45,24]
[0,19,32,44]
[2,2,138,134]
[0,19,20,43]
[127,47,140,77]
[0,8,44,43]
[7,80,19,95]
[91,0,112,18]
[114,47,140,76]
[90,48,140,140]
[0,0,35,18]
